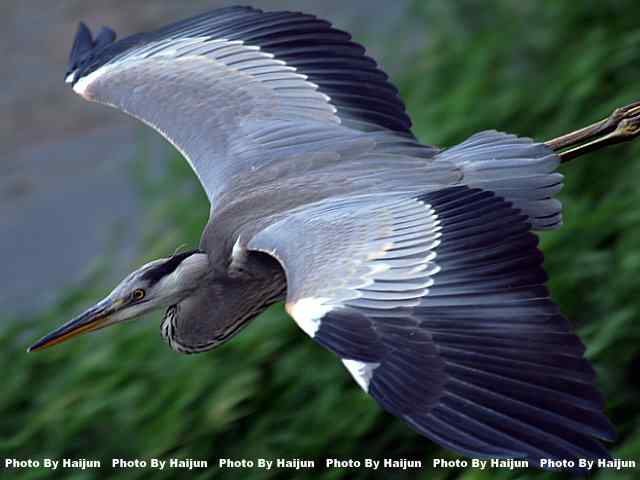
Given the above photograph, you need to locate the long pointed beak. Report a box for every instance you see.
[28,298,119,352]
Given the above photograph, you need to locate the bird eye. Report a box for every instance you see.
[132,289,145,301]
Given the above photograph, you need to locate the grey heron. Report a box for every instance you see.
[28,6,640,469]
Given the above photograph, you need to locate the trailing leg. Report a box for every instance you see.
[545,101,640,162]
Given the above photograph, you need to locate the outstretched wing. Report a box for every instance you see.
[248,186,614,467]
[67,6,422,202]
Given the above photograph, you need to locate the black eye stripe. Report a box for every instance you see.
[141,250,201,285]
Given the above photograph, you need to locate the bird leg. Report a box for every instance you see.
[545,101,640,162]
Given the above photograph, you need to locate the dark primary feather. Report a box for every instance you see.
[93,26,117,48]
[68,22,93,67]
[67,22,117,77]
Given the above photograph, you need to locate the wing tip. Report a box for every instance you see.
[69,21,93,66]
[66,21,117,85]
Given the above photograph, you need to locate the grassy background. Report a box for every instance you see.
[2,1,640,478]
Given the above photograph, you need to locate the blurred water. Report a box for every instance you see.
[0,127,149,313]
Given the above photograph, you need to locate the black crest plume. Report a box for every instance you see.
[141,250,201,285]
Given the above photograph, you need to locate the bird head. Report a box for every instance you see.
[28,251,209,352]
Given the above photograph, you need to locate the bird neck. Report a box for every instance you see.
[154,252,211,305]
[162,251,286,354]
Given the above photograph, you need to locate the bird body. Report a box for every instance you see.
[29,5,640,470]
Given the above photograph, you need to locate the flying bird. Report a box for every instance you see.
[29,6,640,469]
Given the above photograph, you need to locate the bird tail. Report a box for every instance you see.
[436,130,563,230]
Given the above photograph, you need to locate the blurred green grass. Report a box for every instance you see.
[3,1,640,479]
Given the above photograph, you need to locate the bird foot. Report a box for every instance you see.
[546,101,640,162]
